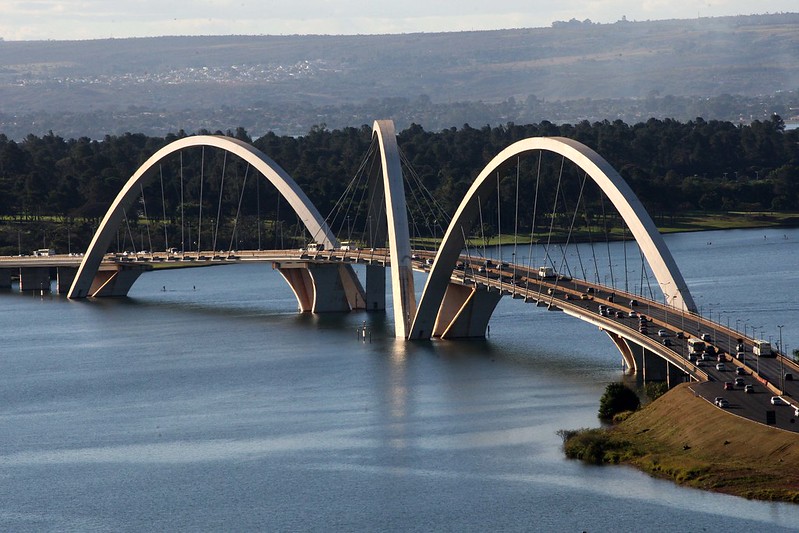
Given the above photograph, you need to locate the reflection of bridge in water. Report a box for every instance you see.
[2,120,798,428]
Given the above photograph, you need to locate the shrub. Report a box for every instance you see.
[645,381,669,401]
[599,382,640,420]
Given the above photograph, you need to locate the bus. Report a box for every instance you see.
[687,338,706,354]
[753,340,774,357]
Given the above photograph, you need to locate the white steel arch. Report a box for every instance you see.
[68,135,352,299]
[409,136,697,340]
[371,120,416,338]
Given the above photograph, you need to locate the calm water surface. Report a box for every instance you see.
[2,227,799,531]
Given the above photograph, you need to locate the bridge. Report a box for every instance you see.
[2,120,797,428]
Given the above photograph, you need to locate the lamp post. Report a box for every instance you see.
[678,289,685,333]
[778,324,784,392]
[660,281,671,326]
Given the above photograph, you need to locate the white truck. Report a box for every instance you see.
[538,266,555,279]
[687,338,706,354]
[753,340,774,357]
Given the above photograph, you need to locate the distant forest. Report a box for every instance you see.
[0,115,796,255]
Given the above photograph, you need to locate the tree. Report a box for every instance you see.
[598,382,640,420]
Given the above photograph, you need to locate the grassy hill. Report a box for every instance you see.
[564,383,799,501]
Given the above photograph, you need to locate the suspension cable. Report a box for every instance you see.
[197,147,205,254]
[159,164,168,251]
[228,162,250,252]
[139,183,153,253]
[212,150,227,252]
[180,152,185,253]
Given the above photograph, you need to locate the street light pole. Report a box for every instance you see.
[778,324,784,392]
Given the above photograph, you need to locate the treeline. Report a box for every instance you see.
[0,116,796,254]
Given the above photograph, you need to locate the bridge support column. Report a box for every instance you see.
[433,283,503,339]
[365,265,386,311]
[667,362,690,388]
[19,267,51,292]
[274,262,351,313]
[0,269,12,289]
[89,265,148,297]
[625,340,671,386]
[604,331,637,375]
[56,267,78,295]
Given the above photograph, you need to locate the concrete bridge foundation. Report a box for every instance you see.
[0,269,11,289]
[89,265,148,297]
[19,267,51,292]
[365,264,386,311]
[433,283,503,338]
[57,267,77,295]
[274,261,352,313]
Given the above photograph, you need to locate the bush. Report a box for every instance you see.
[645,382,669,401]
[599,382,640,420]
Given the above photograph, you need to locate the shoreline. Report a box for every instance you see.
[561,383,799,503]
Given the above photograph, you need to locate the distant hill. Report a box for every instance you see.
[0,13,797,139]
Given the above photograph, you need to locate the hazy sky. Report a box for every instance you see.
[0,1,796,41]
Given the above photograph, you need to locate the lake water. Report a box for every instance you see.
[2,227,799,531]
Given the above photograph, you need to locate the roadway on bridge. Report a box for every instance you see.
[458,257,799,433]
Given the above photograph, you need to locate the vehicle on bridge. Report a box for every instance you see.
[687,338,706,354]
[753,340,774,357]
[537,266,555,279]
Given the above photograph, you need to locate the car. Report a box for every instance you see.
[628,311,638,318]
[688,353,697,362]
[607,294,615,302]
[771,396,789,406]
[716,353,727,362]
[564,293,572,300]
[736,351,745,361]
[714,396,724,405]
[795,406,799,417]
[696,359,707,367]
[586,287,594,293]
[785,373,794,381]
[657,329,669,337]
[735,367,746,376]
[734,377,745,387]
[717,398,730,408]
[700,333,712,342]
[615,311,624,318]
[629,299,639,306]
[724,381,734,390]
[580,293,591,300]
[744,384,754,394]
[663,338,673,346]
[676,331,685,339]
[715,363,727,371]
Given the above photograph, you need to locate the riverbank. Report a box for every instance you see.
[562,383,799,502]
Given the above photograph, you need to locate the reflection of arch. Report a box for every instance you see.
[409,136,697,340]
[68,135,364,304]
